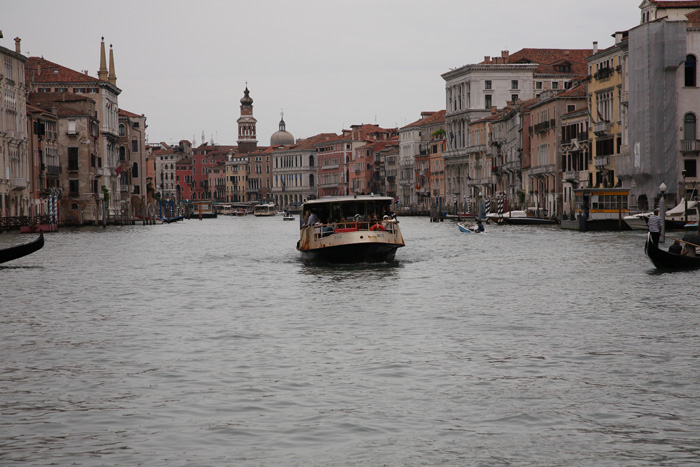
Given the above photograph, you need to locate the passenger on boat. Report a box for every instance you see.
[669,240,682,255]
[476,220,484,232]
[306,210,318,226]
[681,244,696,257]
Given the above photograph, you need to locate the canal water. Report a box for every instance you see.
[1,216,699,466]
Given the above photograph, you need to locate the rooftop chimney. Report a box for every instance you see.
[501,50,509,59]
[14,37,21,54]
[593,41,598,54]
[484,56,490,63]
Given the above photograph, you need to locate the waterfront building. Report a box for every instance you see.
[527,82,587,218]
[225,155,248,203]
[153,141,191,201]
[490,102,529,211]
[587,37,628,194]
[350,138,398,197]
[25,38,121,216]
[118,109,148,218]
[271,133,334,210]
[28,93,100,224]
[560,106,591,217]
[442,48,591,214]
[176,157,193,201]
[207,160,227,202]
[381,142,399,202]
[399,111,446,212]
[620,1,700,210]
[465,114,495,214]
[0,36,29,218]
[185,143,233,202]
[247,146,274,202]
[316,133,349,198]
[26,101,59,216]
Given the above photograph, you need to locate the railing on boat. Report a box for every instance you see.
[304,219,399,240]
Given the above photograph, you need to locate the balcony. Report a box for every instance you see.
[10,177,28,190]
[594,67,614,80]
[680,139,700,153]
[47,165,62,175]
[593,121,610,136]
[386,175,396,182]
[594,155,611,168]
[120,184,129,192]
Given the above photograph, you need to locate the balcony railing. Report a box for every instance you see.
[593,121,610,135]
[680,139,700,152]
[594,155,611,168]
[10,177,28,190]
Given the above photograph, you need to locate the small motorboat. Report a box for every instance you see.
[644,232,700,271]
[282,212,295,221]
[458,222,484,233]
[0,232,45,264]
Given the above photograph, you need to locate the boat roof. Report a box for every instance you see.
[665,198,697,216]
[303,195,394,206]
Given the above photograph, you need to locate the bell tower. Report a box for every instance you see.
[237,85,258,154]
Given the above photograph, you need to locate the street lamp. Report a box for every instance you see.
[659,182,667,244]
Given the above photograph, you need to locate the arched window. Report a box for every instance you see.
[309,155,314,167]
[684,113,697,141]
[119,123,125,136]
[119,145,126,161]
[685,55,697,87]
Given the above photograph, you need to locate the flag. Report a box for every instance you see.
[116,160,127,175]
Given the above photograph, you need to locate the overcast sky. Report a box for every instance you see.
[5,0,641,147]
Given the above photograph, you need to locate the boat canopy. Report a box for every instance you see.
[665,198,697,216]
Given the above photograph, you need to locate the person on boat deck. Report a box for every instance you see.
[669,240,682,255]
[322,216,336,236]
[647,209,663,246]
[306,210,319,226]
[476,220,485,233]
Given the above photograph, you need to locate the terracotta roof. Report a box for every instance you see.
[687,8,700,20]
[557,83,587,98]
[27,92,97,117]
[484,49,593,76]
[402,110,446,129]
[26,57,104,85]
[651,0,700,7]
[119,108,142,118]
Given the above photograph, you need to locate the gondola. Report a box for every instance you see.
[0,232,45,264]
[644,232,700,271]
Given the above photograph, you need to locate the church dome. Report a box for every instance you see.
[270,115,295,145]
[240,87,253,105]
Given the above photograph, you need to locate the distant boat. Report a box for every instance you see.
[253,203,277,217]
[458,222,484,233]
[0,232,44,264]
[282,212,295,221]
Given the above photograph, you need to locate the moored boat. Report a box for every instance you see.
[645,232,700,271]
[623,211,652,230]
[0,232,45,264]
[296,195,404,263]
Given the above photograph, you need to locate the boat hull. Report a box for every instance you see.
[504,217,557,225]
[0,232,44,264]
[645,233,700,270]
[300,242,400,263]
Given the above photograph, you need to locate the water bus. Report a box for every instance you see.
[296,195,404,263]
[253,203,278,217]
